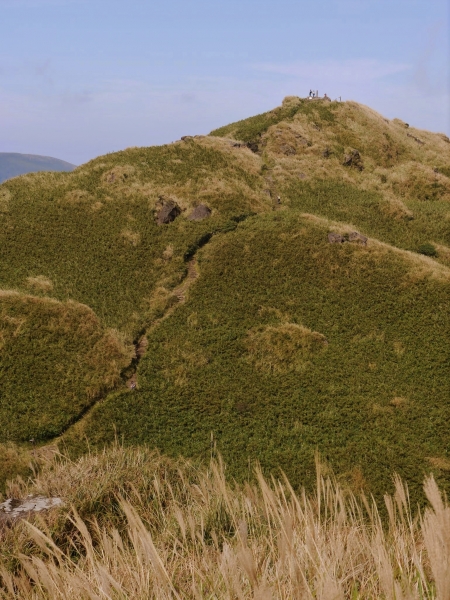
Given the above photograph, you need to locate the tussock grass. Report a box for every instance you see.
[24,276,53,293]
[245,322,327,374]
[0,446,450,599]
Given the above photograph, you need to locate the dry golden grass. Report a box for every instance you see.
[390,396,408,408]
[433,243,450,266]
[388,162,450,203]
[195,135,263,177]
[162,340,209,386]
[24,276,53,293]
[0,446,449,599]
[257,100,450,213]
[368,239,450,283]
[377,191,414,221]
[426,457,450,471]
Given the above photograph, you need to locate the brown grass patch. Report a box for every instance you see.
[433,243,450,266]
[84,328,135,397]
[144,285,177,322]
[245,322,327,374]
[163,341,209,386]
[378,191,413,220]
[388,162,450,202]
[0,188,11,213]
[162,245,174,261]
[119,228,141,247]
[25,275,53,293]
[390,396,408,407]
[60,189,93,205]
[102,165,135,185]
[427,456,450,471]
[369,238,450,283]
[195,135,263,177]
[393,341,405,356]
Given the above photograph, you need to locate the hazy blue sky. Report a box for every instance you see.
[1,0,448,165]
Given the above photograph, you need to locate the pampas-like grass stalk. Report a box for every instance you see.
[0,446,447,598]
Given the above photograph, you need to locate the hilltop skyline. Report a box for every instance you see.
[0,0,448,164]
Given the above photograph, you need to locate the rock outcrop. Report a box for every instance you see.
[155,198,181,225]
[328,231,368,246]
[343,150,364,171]
[187,204,212,221]
[328,232,344,244]
[0,495,63,525]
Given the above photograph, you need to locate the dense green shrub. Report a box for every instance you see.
[418,242,438,257]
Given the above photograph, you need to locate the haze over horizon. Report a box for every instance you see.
[1,0,448,166]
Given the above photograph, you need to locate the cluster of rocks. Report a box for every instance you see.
[328,231,368,246]
[154,197,211,225]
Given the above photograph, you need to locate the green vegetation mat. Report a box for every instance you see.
[1,97,450,503]
[67,212,450,504]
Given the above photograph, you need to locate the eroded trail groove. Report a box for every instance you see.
[59,254,203,437]
[124,257,200,390]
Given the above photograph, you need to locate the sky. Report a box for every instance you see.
[0,0,448,165]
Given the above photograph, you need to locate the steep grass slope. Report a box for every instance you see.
[0,139,270,463]
[1,97,450,501]
[0,153,75,183]
[66,211,450,503]
[0,291,133,442]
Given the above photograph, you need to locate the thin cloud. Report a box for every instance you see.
[60,89,93,107]
[0,0,86,6]
[252,59,411,84]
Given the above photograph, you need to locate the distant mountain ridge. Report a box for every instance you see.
[0,152,76,183]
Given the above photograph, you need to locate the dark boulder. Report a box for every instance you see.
[187,204,212,222]
[246,142,259,153]
[343,149,364,171]
[155,199,181,225]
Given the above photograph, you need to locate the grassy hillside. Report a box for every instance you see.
[65,211,450,503]
[0,291,133,443]
[1,97,450,502]
[0,153,75,183]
